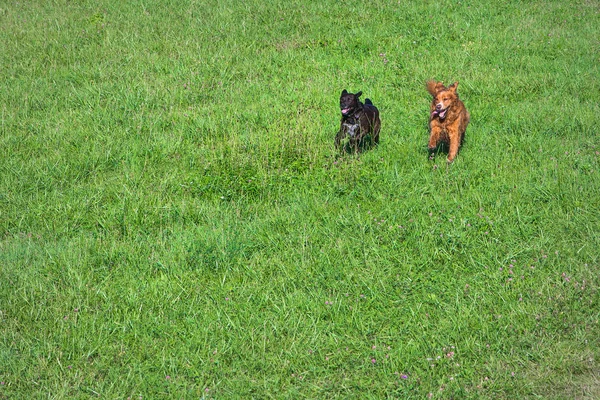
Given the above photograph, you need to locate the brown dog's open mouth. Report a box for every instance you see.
[432,108,448,120]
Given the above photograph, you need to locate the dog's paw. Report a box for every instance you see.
[428,149,436,160]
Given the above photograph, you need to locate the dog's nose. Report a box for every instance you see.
[435,104,442,110]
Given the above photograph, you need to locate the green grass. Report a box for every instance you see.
[1,0,599,398]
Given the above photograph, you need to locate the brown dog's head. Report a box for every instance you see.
[340,89,363,116]
[427,81,458,120]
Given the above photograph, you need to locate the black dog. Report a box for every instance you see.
[335,89,381,153]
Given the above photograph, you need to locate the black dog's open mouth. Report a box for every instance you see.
[341,107,352,115]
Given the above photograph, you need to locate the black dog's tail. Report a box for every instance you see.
[365,98,373,106]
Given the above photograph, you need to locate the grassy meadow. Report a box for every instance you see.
[1,0,599,398]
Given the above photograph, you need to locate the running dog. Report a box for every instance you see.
[335,89,381,153]
[426,81,470,162]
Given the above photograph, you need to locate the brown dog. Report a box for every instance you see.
[426,81,470,162]
[335,90,381,153]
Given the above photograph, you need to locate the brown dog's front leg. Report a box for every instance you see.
[428,127,442,155]
[447,138,460,163]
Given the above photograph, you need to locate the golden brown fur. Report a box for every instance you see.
[426,80,470,163]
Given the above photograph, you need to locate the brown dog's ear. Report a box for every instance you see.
[341,89,348,96]
[448,81,459,92]
[426,80,443,96]
[355,91,362,98]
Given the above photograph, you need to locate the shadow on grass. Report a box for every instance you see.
[336,134,379,156]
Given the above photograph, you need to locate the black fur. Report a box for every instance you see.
[335,89,381,153]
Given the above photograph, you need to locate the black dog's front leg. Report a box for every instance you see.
[351,132,366,153]
[335,126,347,150]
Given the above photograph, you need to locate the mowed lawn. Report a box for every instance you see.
[1,0,599,398]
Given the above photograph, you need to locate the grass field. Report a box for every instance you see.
[1,0,599,398]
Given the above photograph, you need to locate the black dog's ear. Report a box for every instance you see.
[355,91,362,98]
[341,89,348,96]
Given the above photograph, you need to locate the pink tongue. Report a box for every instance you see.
[342,108,350,114]
[439,109,447,118]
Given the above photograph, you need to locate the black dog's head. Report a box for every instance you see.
[340,89,363,116]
